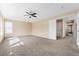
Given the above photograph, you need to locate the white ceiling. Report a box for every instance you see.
[0,3,79,22]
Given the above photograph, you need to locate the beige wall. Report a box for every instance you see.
[32,20,49,38]
[5,19,49,38]
[5,20,32,37]
[13,21,32,36]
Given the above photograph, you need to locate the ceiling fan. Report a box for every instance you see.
[24,9,37,18]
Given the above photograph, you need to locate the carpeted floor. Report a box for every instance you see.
[0,35,79,56]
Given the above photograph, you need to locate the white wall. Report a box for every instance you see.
[48,20,56,40]
[0,11,4,43]
[73,19,77,46]
[62,20,67,37]
[76,12,79,47]
[77,19,79,47]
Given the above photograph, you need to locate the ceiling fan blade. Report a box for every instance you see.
[25,11,30,15]
[31,13,37,16]
[33,16,37,17]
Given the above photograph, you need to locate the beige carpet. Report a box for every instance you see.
[0,35,79,56]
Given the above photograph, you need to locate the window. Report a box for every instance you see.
[5,21,13,33]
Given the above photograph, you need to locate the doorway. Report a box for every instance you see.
[66,20,74,36]
[56,19,63,39]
